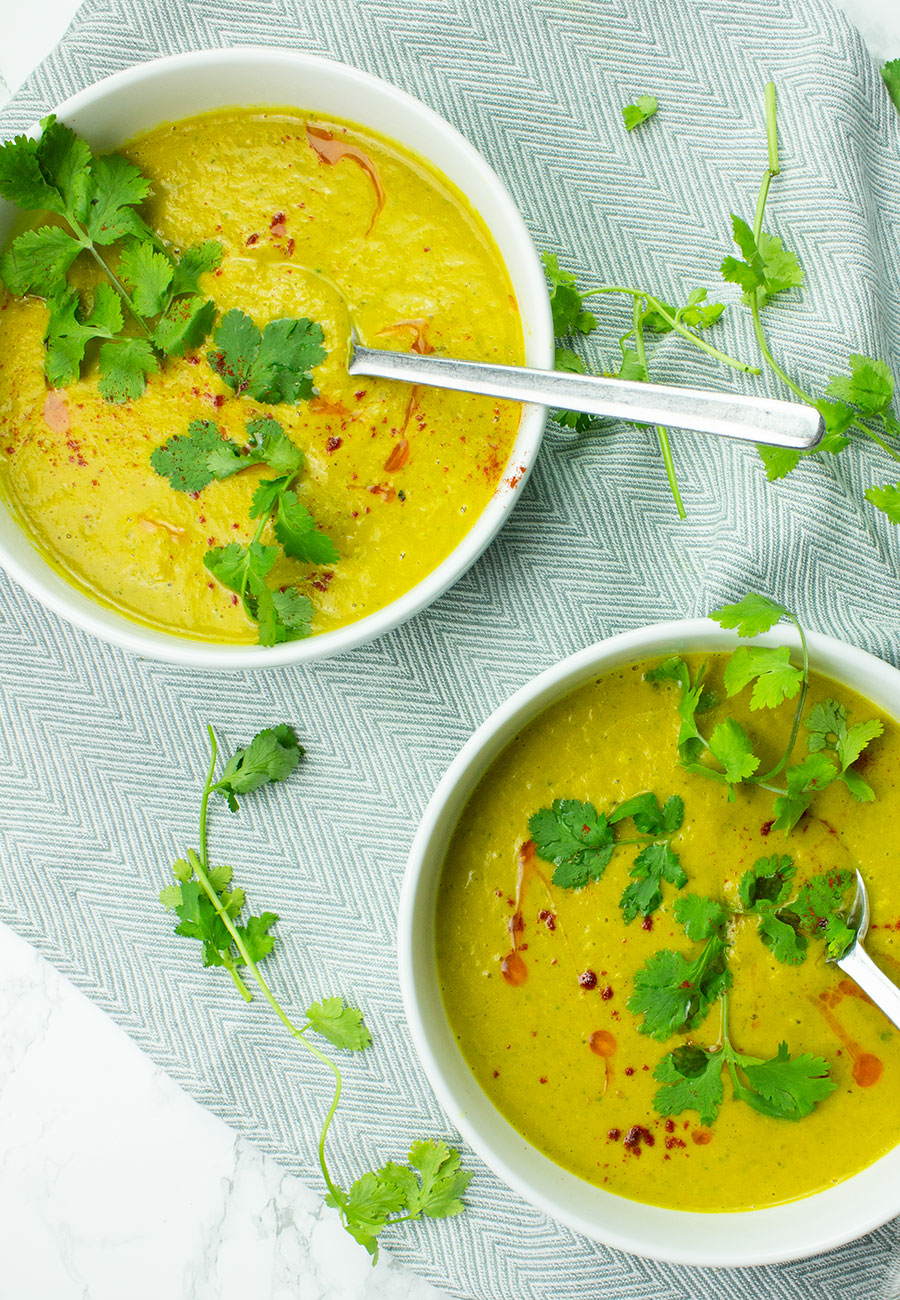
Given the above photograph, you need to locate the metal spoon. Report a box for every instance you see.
[348,344,825,450]
[832,869,900,1031]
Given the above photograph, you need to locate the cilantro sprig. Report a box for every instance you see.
[541,252,756,519]
[718,82,900,518]
[0,115,222,400]
[528,791,686,921]
[649,592,882,830]
[160,724,470,1260]
[634,878,848,1124]
[151,416,339,645]
[0,117,328,408]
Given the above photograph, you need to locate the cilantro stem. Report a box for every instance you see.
[756,613,809,782]
[60,210,153,340]
[196,725,346,1210]
[632,297,686,519]
[583,285,761,375]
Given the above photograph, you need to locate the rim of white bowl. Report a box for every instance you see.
[0,47,552,669]
[398,617,900,1266]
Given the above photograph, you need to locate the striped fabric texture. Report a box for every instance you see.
[1,1,900,1296]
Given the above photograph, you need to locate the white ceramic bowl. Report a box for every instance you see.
[0,49,553,668]
[398,618,900,1265]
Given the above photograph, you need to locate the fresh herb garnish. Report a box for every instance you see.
[637,874,849,1123]
[160,724,470,1260]
[884,59,900,112]
[528,791,686,921]
[622,95,659,131]
[0,115,222,400]
[151,416,338,645]
[207,308,327,404]
[648,592,882,829]
[719,83,900,518]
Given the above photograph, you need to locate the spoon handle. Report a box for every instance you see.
[838,943,900,1031]
[349,345,824,450]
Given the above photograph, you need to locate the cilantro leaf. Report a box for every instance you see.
[805,698,882,800]
[674,893,728,942]
[274,490,340,564]
[826,355,894,417]
[620,841,688,923]
[0,130,69,213]
[97,336,158,402]
[170,878,234,968]
[739,854,795,909]
[150,420,235,493]
[730,1042,835,1120]
[720,215,804,306]
[709,592,790,637]
[205,542,305,646]
[551,348,599,431]
[118,239,173,317]
[406,1140,471,1218]
[1,224,84,296]
[609,792,684,835]
[645,656,710,761]
[772,753,838,832]
[865,482,900,523]
[707,717,759,787]
[271,588,315,638]
[249,317,327,403]
[83,152,152,245]
[246,417,306,477]
[541,252,598,336]
[757,910,807,965]
[884,58,900,111]
[529,799,614,889]
[211,724,303,810]
[786,869,853,936]
[153,294,217,356]
[208,309,326,404]
[642,287,725,333]
[169,240,222,295]
[628,936,730,1040]
[622,95,659,131]
[44,283,122,387]
[653,1044,724,1126]
[305,997,371,1051]
[234,911,278,963]
[723,644,803,710]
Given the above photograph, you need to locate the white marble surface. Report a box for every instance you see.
[0,1,899,1296]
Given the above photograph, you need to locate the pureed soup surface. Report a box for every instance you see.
[0,110,524,641]
[436,655,900,1211]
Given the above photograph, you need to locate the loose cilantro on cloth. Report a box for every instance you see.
[622,95,659,131]
[150,416,338,645]
[539,251,755,519]
[159,724,470,1261]
[648,592,882,829]
[528,791,686,920]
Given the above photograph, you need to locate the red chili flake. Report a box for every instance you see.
[624,1125,654,1151]
[761,820,774,836]
[286,237,295,256]
[538,909,556,931]
[607,1128,621,1141]
[600,985,614,1001]
[270,211,287,234]
[665,1136,686,1150]
[494,889,503,898]
[578,970,598,990]
[539,1076,548,1084]
[641,915,653,931]
[493,1070,499,1079]
[326,436,342,453]
[246,232,260,245]
[213,394,225,408]
[665,1119,675,1133]
[624,1066,634,1076]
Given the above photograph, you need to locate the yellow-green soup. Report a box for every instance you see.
[436,655,900,1211]
[0,109,524,641]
